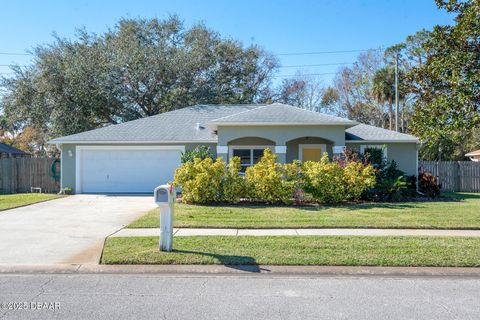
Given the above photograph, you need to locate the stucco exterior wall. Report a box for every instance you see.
[217,125,347,146]
[227,137,275,146]
[59,142,216,192]
[345,142,418,176]
[60,144,76,191]
[286,137,333,162]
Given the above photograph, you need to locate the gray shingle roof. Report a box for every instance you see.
[0,143,28,155]
[48,103,418,144]
[48,104,261,143]
[345,124,418,142]
[209,103,357,126]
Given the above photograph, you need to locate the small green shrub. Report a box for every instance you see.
[245,149,297,204]
[363,147,384,168]
[376,176,407,201]
[180,146,213,164]
[174,157,225,204]
[403,175,418,197]
[362,157,409,201]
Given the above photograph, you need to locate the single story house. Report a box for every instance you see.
[0,142,29,158]
[49,103,419,193]
[465,149,480,162]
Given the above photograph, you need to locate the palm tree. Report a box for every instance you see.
[372,67,396,130]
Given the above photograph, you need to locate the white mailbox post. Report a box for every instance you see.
[154,184,176,252]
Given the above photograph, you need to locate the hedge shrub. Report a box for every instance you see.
[343,161,377,200]
[174,149,377,204]
[302,153,376,203]
[222,156,246,203]
[245,149,298,204]
[173,157,225,204]
[180,145,213,164]
[363,147,384,168]
[302,154,346,203]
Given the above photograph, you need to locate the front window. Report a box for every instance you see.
[360,145,388,159]
[252,149,265,164]
[232,147,271,172]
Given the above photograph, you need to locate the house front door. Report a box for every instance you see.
[299,144,326,162]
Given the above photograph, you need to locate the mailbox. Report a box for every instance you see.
[154,184,176,252]
[154,184,176,205]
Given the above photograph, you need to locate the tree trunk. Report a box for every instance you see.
[388,101,393,131]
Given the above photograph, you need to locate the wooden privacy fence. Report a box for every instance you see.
[419,161,480,192]
[0,157,60,194]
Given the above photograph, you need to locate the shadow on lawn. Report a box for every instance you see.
[446,192,480,200]
[173,249,266,273]
[198,202,422,212]
[339,202,420,211]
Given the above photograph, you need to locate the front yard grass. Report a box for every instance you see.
[0,193,64,211]
[128,192,480,229]
[101,236,480,266]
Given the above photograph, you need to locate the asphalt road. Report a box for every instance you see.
[0,274,478,320]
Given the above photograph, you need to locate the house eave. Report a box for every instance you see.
[47,140,218,145]
[208,121,358,129]
[346,139,419,143]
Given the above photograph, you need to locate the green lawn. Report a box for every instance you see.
[101,236,480,267]
[128,193,480,229]
[0,193,64,211]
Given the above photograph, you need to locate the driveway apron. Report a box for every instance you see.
[0,195,155,264]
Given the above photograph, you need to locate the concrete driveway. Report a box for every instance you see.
[0,195,156,265]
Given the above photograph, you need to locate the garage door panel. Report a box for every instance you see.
[78,148,182,193]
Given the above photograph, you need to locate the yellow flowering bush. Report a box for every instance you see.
[173,157,225,204]
[174,149,376,204]
[222,156,246,203]
[302,153,346,203]
[343,161,377,200]
[245,149,297,204]
[284,159,303,201]
[302,153,376,203]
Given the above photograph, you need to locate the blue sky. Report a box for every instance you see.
[0,0,454,85]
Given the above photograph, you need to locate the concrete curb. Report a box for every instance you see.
[1,264,480,277]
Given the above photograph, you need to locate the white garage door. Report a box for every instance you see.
[76,146,183,193]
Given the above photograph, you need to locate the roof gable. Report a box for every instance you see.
[345,124,418,142]
[0,143,28,155]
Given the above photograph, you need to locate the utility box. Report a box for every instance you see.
[154,184,176,252]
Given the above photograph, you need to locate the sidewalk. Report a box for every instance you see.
[111,228,480,237]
